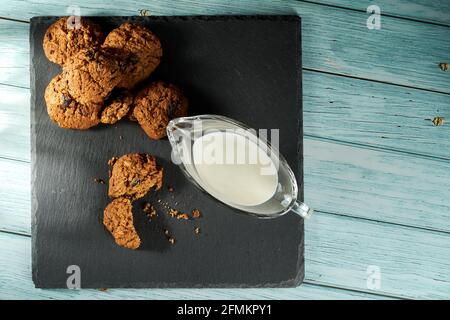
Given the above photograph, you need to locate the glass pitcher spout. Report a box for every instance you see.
[291,201,313,219]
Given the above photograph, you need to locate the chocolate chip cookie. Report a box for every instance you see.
[100,90,133,124]
[44,74,102,129]
[63,48,128,105]
[103,197,141,249]
[108,153,163,200]
[43,17,103,66]
[102,23,162,89]
[133,81,189,139]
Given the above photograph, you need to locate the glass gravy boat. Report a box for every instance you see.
[166,115,313,220]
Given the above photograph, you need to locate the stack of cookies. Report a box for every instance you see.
[43,17,188,139]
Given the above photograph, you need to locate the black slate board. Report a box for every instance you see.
[31,15,304,288]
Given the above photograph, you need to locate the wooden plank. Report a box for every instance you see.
[0,232,388,299]
[0,19,29,88]
[304,138,450,232]
[0,85,30,162]
[0,1,449,92]
[305,212,450,299]
[0,159,30,235]
[305,0,450,26]
[2,137,450,235]
[304,71,450,160]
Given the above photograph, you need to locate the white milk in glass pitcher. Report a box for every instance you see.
[167,115,312,219]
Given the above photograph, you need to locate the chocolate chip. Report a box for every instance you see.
[85,49,96,61]
[167,102,181,118]
[61,93,72,108]
[130,178,141,187]
[94,178,105,184]
[439,62,449,72]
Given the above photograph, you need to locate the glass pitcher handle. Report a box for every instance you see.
[291,201,313,219]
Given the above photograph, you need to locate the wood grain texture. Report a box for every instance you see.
[304,138,450,232]
[304,72,450,160]
[306,212,450,299]
[0,159,30,235]
[306,0,450,26]
[0,0,449,92]
[0,232,390,299]
[0,19,28,88]
[0,85,30,161]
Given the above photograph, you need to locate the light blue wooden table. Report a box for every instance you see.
[0,0,449,300]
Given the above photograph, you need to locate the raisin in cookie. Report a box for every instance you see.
[102,23,162,89]
[63,48,128,105]
[44,74,102,129]
[43,17,103,66]
[100,90,133,124]
[133,81,189,139]
[103,197,141,249]
[108,153,163,200]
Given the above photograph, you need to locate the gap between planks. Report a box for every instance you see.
[304,279,410,300]
[305,134,450,163]
[304,68,450,97]
[312,209,450,237]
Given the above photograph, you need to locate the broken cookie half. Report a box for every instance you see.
[103,197,141,250]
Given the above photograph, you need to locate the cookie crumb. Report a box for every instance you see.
[432,116,445,126]
[163,228,175,244]
[168,208,189,220]
[167,185,174,192]
[194,227,200,235]
[143,202,157,219]
[108,157,118,166]
[169,208,179,218]
[192,209,202,219]
[119,135,124,140]
[99,288,108,292]
[439,62,449,71]
[177,213,189,220]
[94,178,105,184]
[139,9,150,16]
